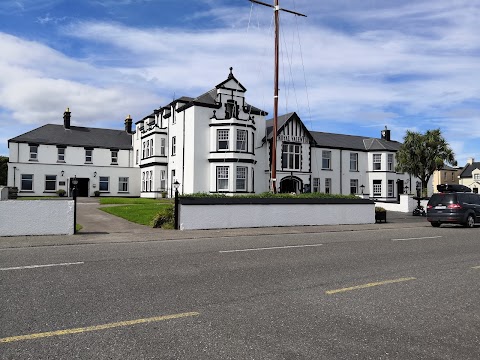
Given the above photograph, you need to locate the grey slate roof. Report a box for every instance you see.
[9,124,132,150]
[266,112,402,151]
[459,162,480,178]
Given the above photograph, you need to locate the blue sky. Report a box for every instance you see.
[1,0,480,164]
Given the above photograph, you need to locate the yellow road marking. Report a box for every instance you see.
[326,277,416,295]
[0,312,199,344]
[472,266,480,269]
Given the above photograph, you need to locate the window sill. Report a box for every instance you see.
[321,168,333,171]
[85,162,93,164]
[19,190,34,193]
[43,191,57,193]
[110,163,118,165]
[57,161,66,164]
[99,191,110,193]
[118,191,129,193]
[29,159,38,162]
[349,170,359,172]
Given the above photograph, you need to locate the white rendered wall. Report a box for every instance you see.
[375,195,429,213]
[179,203,375,230]
[0,200,74,236]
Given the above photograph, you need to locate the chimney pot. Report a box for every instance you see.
[63,108,71,129]
[125,115,133,134]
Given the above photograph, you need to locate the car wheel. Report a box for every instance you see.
[464,215,475,228]
[431,222,441,227]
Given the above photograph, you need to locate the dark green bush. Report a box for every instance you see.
[151,204,174,228]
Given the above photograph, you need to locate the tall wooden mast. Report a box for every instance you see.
[249,0,306,193]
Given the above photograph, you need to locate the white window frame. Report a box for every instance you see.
[388,180,394,197]
[85,149,93,163]
[474,174,480,181]
[136,150,139,165]
[350,153,358,171]
[149,170,153,192]
[325,178,331,194]
[142,172,145,192]
[313,178,320,192]
[282,144,301,170]
[21,174,33,191]
[373,180,382,197]
[236,166,247,191]
[119,177,129,192]
[217,129,229,150]
[236,129,247,152]
[57,148,65,162]
[322,150,331,170]
[160,138,166,156]
[388,154,394,171]
[217,166,229,191]
[225,100,237,119]
[45,175,57,192]
[99,176,109,192]
[142,142,146,158]
[160,170,166,190]
[350,179,358,195]
[373,154,382,171]
[172,136,176,155]
[150,139,154,156]
[111,150,118,164]
[29,145,38,161]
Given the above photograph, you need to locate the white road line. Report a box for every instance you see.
[391,236,443,242]
[219,243,323,253]
[0,262,84,271]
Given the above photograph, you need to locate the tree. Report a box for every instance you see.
[0,156,7,186]
[396,129,456,196]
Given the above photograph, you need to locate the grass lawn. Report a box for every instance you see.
[99,197,172,205]
[100,203,172,226]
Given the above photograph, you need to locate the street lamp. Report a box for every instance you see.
[360,184,365,194]
[72,176,78,234]
[173,180,180,230]
[404,185,409,194]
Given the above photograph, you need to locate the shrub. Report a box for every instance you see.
[151,204,174,228]
[94,190,100,197]
[375,206,386,212]
[56,189,66,197]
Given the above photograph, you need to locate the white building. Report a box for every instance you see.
[7,68,419,200]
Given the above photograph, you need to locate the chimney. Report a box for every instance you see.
[63,108,71,129]
[467,157,475,165]
[124,115,133,134]
[381,126,391,141]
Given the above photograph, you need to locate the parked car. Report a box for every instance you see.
[427,185,480,227]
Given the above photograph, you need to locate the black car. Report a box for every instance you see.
[427,185,480,227]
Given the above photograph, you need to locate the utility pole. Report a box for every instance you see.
[249,0,306,193]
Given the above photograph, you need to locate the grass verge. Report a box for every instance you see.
[100,203,172,226]
[99,197,172,205]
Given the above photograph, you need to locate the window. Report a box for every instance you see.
[150,139,154,156]
[171,136,176,155]
[146,142,150,157]
[388,154,394,171]
[146,172,150,192]
[136,150,139,165]
[29,145,38,161]
[217,129,229,150]
[373,180,382,197]
[388,180,394,197]
[160,170,166,190]
[99,176,109,191]
[111,150,118,164]
[85,149,93,163]
[350,153,358,171]
[236,166,247,191]
[313,178,320,192]
[45,175,56,191]
[160,138,166,156]
[474,174,480,181]
[350,179,359,194]
[225,100,237,119]
[149,170,153,192]
[451,172,455,182]
[57,148,65,162]
[237,130,247,152]
[282,144,301,170]
[142,172,145,191]
[142,142,146,158]
[325,178,331,194]
[119,177,129,192]
[21,174,33,191]
[373,154,381,170]
[443,172,447,180]
[217,166,229,191]
[322,150,331,170]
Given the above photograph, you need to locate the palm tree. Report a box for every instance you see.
[396,129,456,196]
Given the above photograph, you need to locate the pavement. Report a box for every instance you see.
[0,197,430,249]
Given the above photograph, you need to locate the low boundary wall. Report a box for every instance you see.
[179,197,375,230]
[0,200,74,236]
[375,195,428,213]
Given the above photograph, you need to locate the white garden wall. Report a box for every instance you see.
[375,195,428,213]
[0,200,74,236]
[179,198,375,230]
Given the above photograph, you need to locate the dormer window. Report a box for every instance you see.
[225,100,238,119]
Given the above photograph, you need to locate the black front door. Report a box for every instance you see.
[280,178,297,193]
[70,178,89,197]
[396,180,404,202]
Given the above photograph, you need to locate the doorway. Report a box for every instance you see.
[396,179,404,202]
[70,178,89,197]
[280,176,302,193]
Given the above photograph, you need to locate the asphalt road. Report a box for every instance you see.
[1,225,479,359]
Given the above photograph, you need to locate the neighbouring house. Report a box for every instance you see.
[458,158,480,194]
[7,68,420,200]
[432,165,462,193]
[7,110,139,197]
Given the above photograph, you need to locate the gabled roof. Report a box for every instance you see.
[459,162,480,178]
[9,124,132,150]
[215,68,247,92]
[266,112,315,142]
